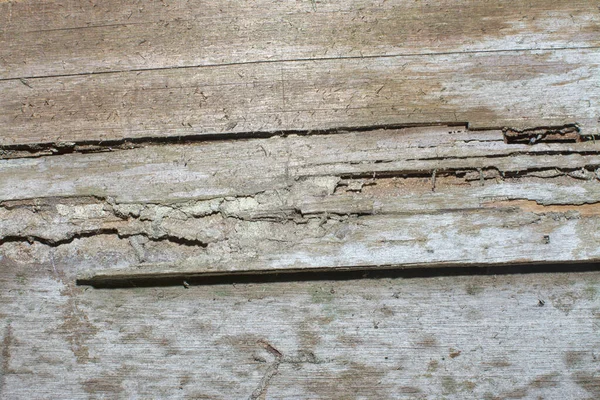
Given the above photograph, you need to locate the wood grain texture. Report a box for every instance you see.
[1,2,600,397]
[1,0,598,145]
[1,0,598,79]
[1,48,599,145]
[1,126,599,280]
[1,256,600,399]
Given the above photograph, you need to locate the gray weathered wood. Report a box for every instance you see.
[1,256,599,399]
[3,126,599,202]
[2,1,600,397]
[1,48,598,145]
[1,0,598,145]
[1,0,598,79]
[1,126,598,281]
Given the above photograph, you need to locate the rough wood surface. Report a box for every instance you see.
[1,0,598,79]
[1,257,600,399]
[1,48,598,146]
[2,1,600,397]
[1,1,598,144]
[1,126,599,281]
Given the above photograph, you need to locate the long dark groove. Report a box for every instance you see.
[3,122,597,159]
[0,121,469,156]
[77,261,600,289]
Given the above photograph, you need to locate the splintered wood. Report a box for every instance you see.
[1,126,598,284]
[2,0,600,397]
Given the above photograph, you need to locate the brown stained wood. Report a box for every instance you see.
[1,257,600,398]
[1,126,599,280]
[0,0,598,79]
[1,48,599,146]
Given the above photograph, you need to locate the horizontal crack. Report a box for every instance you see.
[2,122,596,160]
[2,164,598,248]
[0,230,120,247]
[2,45,598,82]
[0,230,208,248]
[336,165,600,181]
[502,124,597,144]
[77,262,600,288]
[405,150,600,162]
[0,122,469,159]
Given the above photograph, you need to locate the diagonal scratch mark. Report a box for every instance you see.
[249,340,283,400]
[249,360,281,400]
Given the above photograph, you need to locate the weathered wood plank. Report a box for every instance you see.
[2,1,599,398]
[1,47,599,145]
[1,256,599,399]
[1,0,598,79]
[1,126,598,203]
[1,126,598,280]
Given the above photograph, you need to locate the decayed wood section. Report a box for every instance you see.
[1,126,598,283]
[2,259,600,398]
[2,0,600,397]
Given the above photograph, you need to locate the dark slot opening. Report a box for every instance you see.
[502,124,593,144]
[77,261,600,289]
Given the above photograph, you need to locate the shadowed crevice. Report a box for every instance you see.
[77,261,600,288]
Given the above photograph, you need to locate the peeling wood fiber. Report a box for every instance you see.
[1,126,599,281]
[2,0,600,398]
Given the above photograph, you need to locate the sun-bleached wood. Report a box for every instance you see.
[1,0,598,145]
[1,126,598,282]
[1,257,599,399]
[1,0,598,79]
[1,48,598,146]
[2,1,600,397]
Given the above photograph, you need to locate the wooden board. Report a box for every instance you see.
[2,1,600,397]
[1,256,600,399]
[1,126,599,282]
[1,0,599,146]
[1,48,598,146]
[1,0,598,79]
